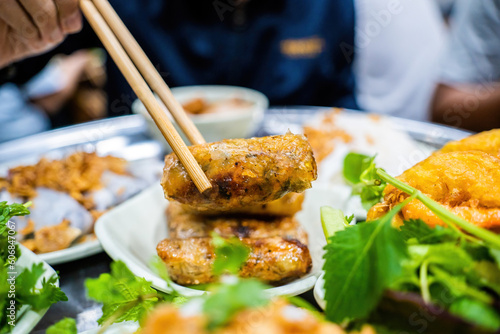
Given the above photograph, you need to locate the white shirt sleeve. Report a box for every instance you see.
[440,0,500,85]
[353,0,446,121]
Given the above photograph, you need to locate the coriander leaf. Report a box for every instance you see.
[203,278,269,331]
[149,255,172,285]
[323,202,409,323]
[85,261,159,326]
[343,153,373,184]
[399,219,459,244]
[16,263,67,310]
[449,298,500,331]
[46,318,77,334]
[343,153,387,210]
[211,233,250,276]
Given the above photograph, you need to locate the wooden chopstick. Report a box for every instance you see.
[80,0,212,193]
[90,0,205,146]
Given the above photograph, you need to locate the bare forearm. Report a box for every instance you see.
[431,83,500,132]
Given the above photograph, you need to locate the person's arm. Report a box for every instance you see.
[431,0,500,131]
[432,83,500,132]
[0,0,82,69]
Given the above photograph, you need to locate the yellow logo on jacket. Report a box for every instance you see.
[280,36,325,58]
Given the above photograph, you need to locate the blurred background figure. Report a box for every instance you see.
[0,0,446,142]
[432,0,500,132]
[0,50,107,142]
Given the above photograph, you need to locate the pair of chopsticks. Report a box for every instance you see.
[79,0,212,193]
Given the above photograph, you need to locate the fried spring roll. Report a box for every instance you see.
[166,202,308,244]
[156,237,312,285]
[179,192,305,217]
[161,133,317,211]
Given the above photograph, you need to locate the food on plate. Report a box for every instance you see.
[157,236,312,285]
[180,192,305,216]
[367,151,500,230]
[303,109,353,163]
[167,202,308,243]
[438,128,500,157]
[318,148,500,332]
[140,299,347,334]
[0,152,156,253]
[182,97,253,115]
[162,133,317,211]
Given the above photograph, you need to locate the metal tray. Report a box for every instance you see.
[257,107,471,148]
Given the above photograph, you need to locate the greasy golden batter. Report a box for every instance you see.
[161,133,317,211]
[439,129,500,157]
[368,151,500,230]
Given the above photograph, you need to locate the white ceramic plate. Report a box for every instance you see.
[13,245,61,334]
[313,273,326,310]
[80,321,139,334]
[38,239,102,266]
[95,184,354,297]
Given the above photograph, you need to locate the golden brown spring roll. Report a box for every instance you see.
[161,133,317,211]
[179,192,305,217]
[157,236,312,285]
[166,202,308,244]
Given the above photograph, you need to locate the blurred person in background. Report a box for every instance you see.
[0,0,445,142]
[432,0,500,132]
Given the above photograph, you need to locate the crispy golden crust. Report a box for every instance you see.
[439,129,500,157]
[156,237,312,285]
[180,192,305,217]
[368,151,500,230]
[161,134,317,210]
[167,202,308,244]
[140,299,346,334]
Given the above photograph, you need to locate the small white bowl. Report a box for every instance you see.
[132,85,269,146]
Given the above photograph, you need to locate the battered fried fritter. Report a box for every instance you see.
[180,192,305,216]
[439,129,500,157]
[166,202,308,244]
[156,236,312,285]
[161,133,317,211]
[140,299,347,334]
[368,151,500,230]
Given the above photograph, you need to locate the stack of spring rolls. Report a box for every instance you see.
[156,133,318,286]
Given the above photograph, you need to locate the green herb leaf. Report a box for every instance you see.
[46,318,77,334]
[15,263,67,310]
[211,233,250,276]
[343,153,387,210]
[323,202,409,323]
[85,261,159,326]
[449,298,500,331]
[203,278,269,331]
[399,219,459,244]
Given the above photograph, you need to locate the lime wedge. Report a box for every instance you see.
[321,207,349,242]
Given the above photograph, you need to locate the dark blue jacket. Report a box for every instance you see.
[106,0,357,115]
[1,0,357,116]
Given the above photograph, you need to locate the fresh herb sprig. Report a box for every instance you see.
[0,202,67,333]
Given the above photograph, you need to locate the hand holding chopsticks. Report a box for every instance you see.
[79,0,212,193]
